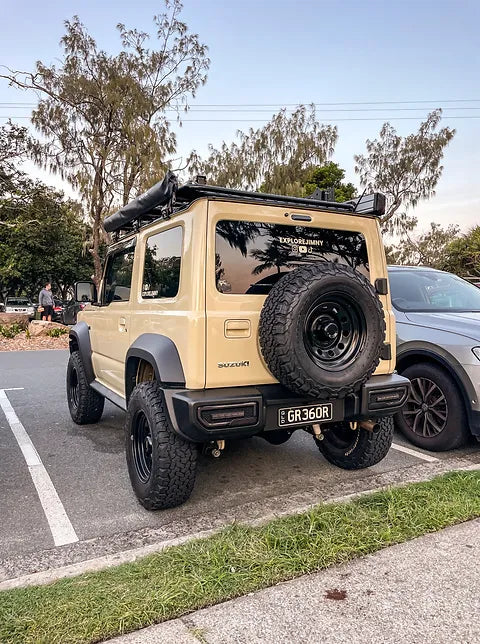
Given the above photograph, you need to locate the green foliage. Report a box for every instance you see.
[189,105,337,196]
[46,327,68,338]
[0,323,24,338]
[441,226,480,277]
[354,110,455,234]
[386,222,460,268]
[0,173,93,300]
[302,162,356,202]
[0,0,210,281]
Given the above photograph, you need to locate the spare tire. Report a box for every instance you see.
[259,262,385,399]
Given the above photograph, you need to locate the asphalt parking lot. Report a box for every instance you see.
[1,350,479,584]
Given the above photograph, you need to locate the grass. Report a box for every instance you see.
[1,470,479,644]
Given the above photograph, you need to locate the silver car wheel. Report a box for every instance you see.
[402,377,448,437]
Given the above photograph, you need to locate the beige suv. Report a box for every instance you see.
[67,172,409,510]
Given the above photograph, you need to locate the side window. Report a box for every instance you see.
[142,227,183,299]
[103,246,135,304]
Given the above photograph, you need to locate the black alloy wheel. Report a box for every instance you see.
[403,377,448,438]
[395,362,470,451]
[303,292,366,371]
[131,410,153,483]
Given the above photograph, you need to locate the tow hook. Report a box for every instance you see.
[359,420,381,434]
[312,423,324,441]
[208,439,225,458]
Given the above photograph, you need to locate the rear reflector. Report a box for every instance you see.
[368,386,408,410]
[197,402,259,429]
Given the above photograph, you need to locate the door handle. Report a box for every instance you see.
[119,317,127,332]
[225,319,251,338]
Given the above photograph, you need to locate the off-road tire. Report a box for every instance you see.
[66,350,104,424]
[395,363,469,451]
[316,416,394,469]
[259,262,386,399]
[125,381,197,510]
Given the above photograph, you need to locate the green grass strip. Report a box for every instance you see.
[1,470,479,644]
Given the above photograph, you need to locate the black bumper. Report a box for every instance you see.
[164,373,410,443]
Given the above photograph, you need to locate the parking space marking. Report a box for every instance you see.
[0,389,78,546]
[391,442,439,462]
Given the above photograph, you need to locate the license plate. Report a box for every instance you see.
[278,403,333,427]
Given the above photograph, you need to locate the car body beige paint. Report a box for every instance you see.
[80,196,395,398]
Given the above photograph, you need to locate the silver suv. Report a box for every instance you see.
[390,266,480,451]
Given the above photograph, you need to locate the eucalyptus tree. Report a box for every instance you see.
[0,0,209,281]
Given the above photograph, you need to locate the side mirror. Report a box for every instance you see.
[74,281,97,303]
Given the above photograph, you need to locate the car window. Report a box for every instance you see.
[7,298,30,305]
[215,220,369,294]
[103,245,135,304]
[389,270,480,312]
[142,227,182,299]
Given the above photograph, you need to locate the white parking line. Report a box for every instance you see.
[0,389,78,546]
[391,442,439,462]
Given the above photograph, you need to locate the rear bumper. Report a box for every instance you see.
[164,373,410,443]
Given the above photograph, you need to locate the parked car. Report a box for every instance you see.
[389,265,480,451]
[62,298,88,325]
[52,297,66,323]
[2,296,36,319]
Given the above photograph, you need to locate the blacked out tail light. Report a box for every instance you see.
[368,386,408,410]
[197,402,259,429]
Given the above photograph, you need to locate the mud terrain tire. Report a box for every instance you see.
[66,350,105,424]
[316,416,394,469]
[126,381,197,510]
[259,262,385,399]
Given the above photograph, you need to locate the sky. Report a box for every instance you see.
[1,0,479,236]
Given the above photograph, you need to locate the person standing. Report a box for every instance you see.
[38,282,54,321]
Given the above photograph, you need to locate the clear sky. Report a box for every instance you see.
[1,0,479,234]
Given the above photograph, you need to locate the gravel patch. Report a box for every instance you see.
[0,332,69,352]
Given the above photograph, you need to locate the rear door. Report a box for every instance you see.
[205,201,374,389]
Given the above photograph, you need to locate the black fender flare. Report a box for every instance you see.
[69,321,95,384]
[125,334,185,403]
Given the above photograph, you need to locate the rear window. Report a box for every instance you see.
[215,221,369,294]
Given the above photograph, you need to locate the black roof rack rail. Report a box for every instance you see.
[103,171,386,236]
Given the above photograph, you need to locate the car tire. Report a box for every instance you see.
[125,381,197,510]
[395,363,470,451]
[259,262,385,399]
[315,416,394,469]
[66,351,105,424]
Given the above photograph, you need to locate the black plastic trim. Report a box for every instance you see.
[375,277,388,295]
[381,343,392,360]
[69,322,95,384]
[125,334,185,403]
[90,380,127,411]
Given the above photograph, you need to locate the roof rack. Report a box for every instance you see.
[103,171,386,237]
